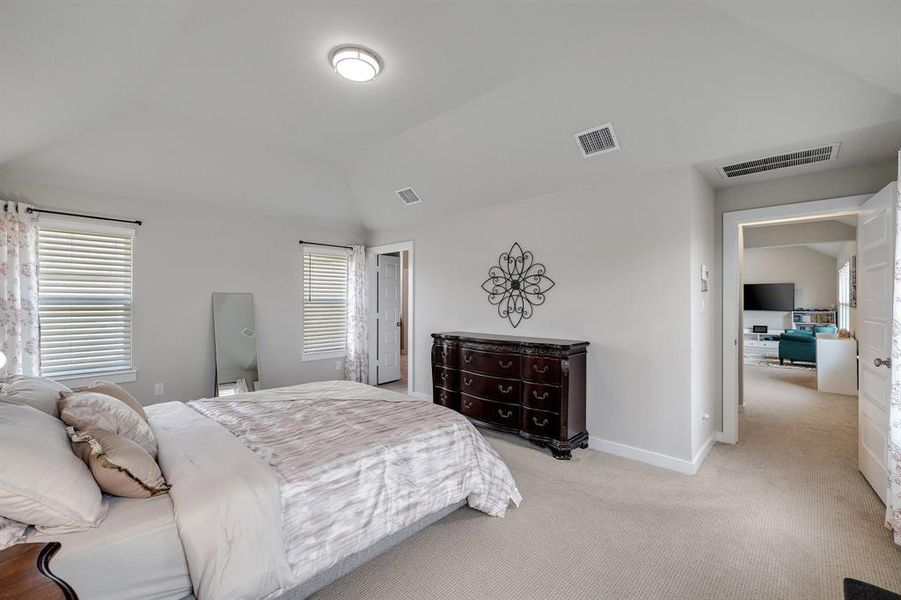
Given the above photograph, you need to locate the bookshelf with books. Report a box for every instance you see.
[791,309,837,330]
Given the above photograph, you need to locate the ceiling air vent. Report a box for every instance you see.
[395,187,422,206]
[719,143,840,179]
[574,122,620,158]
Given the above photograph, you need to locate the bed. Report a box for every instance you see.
[24,380,521,600]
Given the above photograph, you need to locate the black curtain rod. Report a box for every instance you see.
[20,207,142,226]
[298,240,353,250]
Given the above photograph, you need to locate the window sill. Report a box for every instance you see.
[301,351,346,362]
[53,369,137,388]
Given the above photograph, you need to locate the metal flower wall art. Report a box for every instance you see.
[481,242,555,328]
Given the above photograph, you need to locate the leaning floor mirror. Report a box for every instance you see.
[212,292,260,397]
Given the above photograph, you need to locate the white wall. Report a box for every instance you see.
[743,220,856,249]
[371,166,713,465]
[689,170,718,460]
[742,246,838,331]
[0,179,365,405]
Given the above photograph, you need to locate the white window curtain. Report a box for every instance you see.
[0,200,40,376]
[890,179,901,546]
[344,245,368,383]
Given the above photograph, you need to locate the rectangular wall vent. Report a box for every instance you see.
[395,187,422,205]
[574,122,620,157]
[719,143,840,179]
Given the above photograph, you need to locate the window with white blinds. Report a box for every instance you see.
[38,226,134,379]
[302,250,348,357]
[838,260,851,330]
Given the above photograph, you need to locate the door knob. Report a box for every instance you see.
[874,357,892,368]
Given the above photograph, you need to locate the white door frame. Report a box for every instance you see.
[367,241,414,395]
[721,194,870,444]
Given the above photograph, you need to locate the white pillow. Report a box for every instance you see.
[0,403,108,532]
[0,375,72,417]
[59,391,158,458]
[0,516,28,550]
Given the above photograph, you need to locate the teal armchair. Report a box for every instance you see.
[778,326,837,364]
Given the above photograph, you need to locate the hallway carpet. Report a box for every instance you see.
[314,366,901,599]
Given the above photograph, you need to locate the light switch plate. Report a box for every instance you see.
[154,383,165,396]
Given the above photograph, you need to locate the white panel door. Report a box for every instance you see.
[857,181,897,504]
[377,254,401,384]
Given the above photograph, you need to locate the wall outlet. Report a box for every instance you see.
[154,383,165,396]
[335,361,342,371]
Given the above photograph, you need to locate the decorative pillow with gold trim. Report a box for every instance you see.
[59,391,157,457]
[74,381,147,422]
[69,428,169,499]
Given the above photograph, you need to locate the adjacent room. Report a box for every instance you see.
[741,215,859,388]
[1,2,900,600]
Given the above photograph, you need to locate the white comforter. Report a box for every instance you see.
[151,381,521,600]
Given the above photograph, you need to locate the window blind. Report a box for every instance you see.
[838,261,850,330]
[303,251,348,355]
[38,227,134,378]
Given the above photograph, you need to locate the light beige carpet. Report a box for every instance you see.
[315,366,901,599]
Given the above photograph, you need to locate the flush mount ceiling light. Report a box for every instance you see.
[330,45,382,82]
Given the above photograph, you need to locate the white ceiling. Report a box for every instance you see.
[1,1,899,229]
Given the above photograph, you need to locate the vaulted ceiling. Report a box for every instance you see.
[1,1,899,230]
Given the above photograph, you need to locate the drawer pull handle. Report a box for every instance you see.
[532,364,550,374]
[498,409,513,419]
[440,391,447,401]
[463,377,473,386]
[440,350,448,359]
[498,384,513,394]
[532,391,549,400]
[532,417,549,427]
[440,371,447,381]
[464,355,473,364]
[498,360,513,368]
[463,400,473,409]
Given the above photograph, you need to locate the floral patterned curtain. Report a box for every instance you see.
[344,245,369,383]
[0,200,40,376]
[889,170,901,545]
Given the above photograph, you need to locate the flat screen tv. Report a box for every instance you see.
[744,283,794,311]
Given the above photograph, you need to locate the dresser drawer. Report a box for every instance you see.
[522,382,560,412]
[461,394,520,428]
[432,387,460,410]
[460,372,520,403]
[432,366,459,389]
[523,356,561,383]
[460,348,520,378]
[431,343,459,368]
[522,407,560,438]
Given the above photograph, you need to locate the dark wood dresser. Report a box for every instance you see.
[431,332,589,459]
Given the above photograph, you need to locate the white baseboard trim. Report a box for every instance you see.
[410,391,431,401]
[691,433,717,473]
[589,433,717,475]
[715,431,736,444]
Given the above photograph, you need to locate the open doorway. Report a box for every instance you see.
[723,184,897,504]
[368,242,414,395]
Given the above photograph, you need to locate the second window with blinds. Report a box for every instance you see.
[302,247,348,360]
[38,221,136,383]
